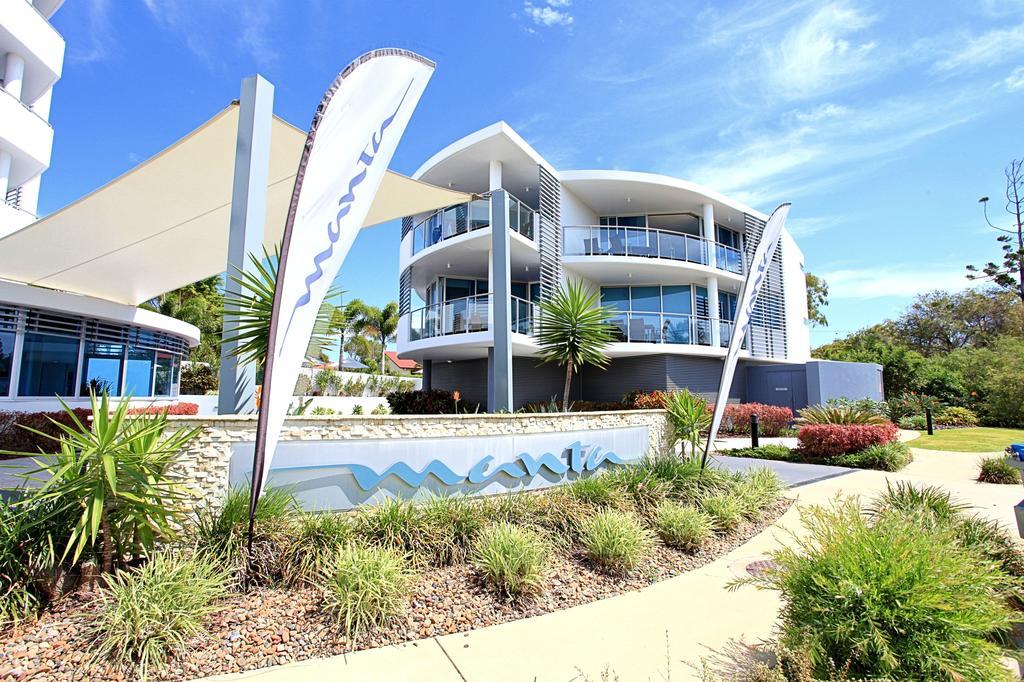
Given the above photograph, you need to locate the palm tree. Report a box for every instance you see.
[535,280,616,411]
[344,300,400,375]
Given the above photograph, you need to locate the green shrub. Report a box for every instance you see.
[351,404,364,415]
[898,414,927,430]
[936,406,979,427]
[954,514,1024,579]
[323,544,411,637]
[653,502,713,551]
[563,475,626,509]
[194,486,298,584]
[701,493,745,532]
[743,499,1013,681]
[580,510,654,572]
[0,496,70,625]
[93,552,229,678]
[830,441,912,471]
[639,454,719,502]
[797,404,888,425]
[371,404,389,415]
[418,495,486,566]
[281,512,355,586]
[721,444,795,462]
[531,488,595,547]
[354,498,428,558]
[604,464,670,514]
[664,389,712,457]
[734,468,784,518]
[471,523,549,600]
[480,492,542,526]
[866,481,967,525]
[977,457,1021,485]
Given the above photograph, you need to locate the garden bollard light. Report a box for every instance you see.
[751,413,760,448]
[926,407,934,435]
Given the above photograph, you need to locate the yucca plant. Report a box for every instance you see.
[11,392,199,574]
[797,404,888,425]
[535,279,616,412]
[220,245,339,371]
[664,390,712,458]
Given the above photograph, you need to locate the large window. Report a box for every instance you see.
[80,341,124,396]
[125,346,156,396]
[19,333,79,397]
[0,331,14,397]
[154,351,174,396]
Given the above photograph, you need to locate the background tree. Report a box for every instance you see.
[141,276,222,365]
[343,334,382,373]
[968,158,1024,305]
[805,272,830,326]
[344,300,399,375]
[893,289,1020,355]
[535,279,615,411]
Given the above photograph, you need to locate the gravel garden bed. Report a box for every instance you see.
[0,499,791,681]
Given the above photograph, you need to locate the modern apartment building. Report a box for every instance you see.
[397,122,823,411]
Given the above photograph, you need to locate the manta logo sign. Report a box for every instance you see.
[230,426,649,511]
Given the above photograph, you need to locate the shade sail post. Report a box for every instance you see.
[219,74,274,415]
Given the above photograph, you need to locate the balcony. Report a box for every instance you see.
[408,294,538,341]
[608,311,742,349]
[562,225,744,275]
[0,85,53,184]
[411,193,536,256]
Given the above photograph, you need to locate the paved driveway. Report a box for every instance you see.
[714,454,853,488]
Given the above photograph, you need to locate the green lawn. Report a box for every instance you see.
[910,427,1024,453]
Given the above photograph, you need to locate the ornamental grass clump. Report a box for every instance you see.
[563,474,627,509]
[418,495,487,566]
[700,493,745,533]
[830,441,912,471]
[580,510,654,572]
[323,544,411,638]
[471,523,549,600]
[354,498,429,558]
[740,498,1014,681]
[281,512,355,586]
[603,464,670,515]
[734,468,784,519]
[92,551,229,679]
[978,457,1022,485]
[653,502,713,552]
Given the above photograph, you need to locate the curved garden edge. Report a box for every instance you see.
[0,498,795,682]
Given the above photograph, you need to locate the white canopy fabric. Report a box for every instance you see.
[0,104,470,306]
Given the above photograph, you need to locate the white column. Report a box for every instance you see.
[489,160,503,192]
[0,150,12,200]
[707,276,721,348]
[3,53,25,101]
[702,202,717,269]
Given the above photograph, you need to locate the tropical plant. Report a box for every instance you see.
[344,299,400,377]
[664,389,712,458]
[978,457,1021,485]
[471,523,549,600]
[936,405,979,427]
[741,498,1014,680]
[653,502,713,551]
[0,496,71,625]
[220,245,339,371]
[92,551,229,678]
[11,393,199,574]
[580,510,654,572]
[796,404,888,425]
[535,279,616,412]
[323,544,411,638]
[371,403,389,415]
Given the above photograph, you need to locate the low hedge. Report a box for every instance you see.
[0,408,93,456]
[717,403,793,437]
[126,402,200,416]
[797,422,900,458]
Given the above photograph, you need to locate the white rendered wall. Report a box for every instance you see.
[780,228,811,362]
[560,186,598,226]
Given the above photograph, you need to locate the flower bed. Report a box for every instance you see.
[126,402,200,416]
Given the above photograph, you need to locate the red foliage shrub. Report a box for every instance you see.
[797,422,900,458]
[0,408,93,456]
[126,402,200,416]
[717,403,794,437]
[622,390,668,409]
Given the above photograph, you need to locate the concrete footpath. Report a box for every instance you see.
[205,450,1024,682]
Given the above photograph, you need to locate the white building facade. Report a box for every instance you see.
[0,0,63,237]
[397,123,815,411]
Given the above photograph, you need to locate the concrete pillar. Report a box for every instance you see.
[218,74,274,415]
[489,160,503,192]
[702,203,717,269]
[0,151,11,200]
[421,359,432,391]
[488,190,513,412]
[3,53,24,101]
[707,276,721,348]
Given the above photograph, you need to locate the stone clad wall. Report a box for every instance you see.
[165,410,671,509]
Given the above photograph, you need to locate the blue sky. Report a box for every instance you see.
[42,0,1024,347]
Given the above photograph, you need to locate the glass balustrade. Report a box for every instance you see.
[411,194,537,255]
[602,311,746,347]
[562,225,744,274]
[408,294,539,341]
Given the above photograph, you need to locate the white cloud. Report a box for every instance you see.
[524,1,574,28]
[785,216,837,238]
[1003,65,1024,90]
[820,266,980,299]
[67,0,115,63]
[933,22,1024,73]
[142,0,279,66]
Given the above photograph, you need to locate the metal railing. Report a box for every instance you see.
[408,294,539,341]
[0,83,53,129]
[411,193,536,255]
[605,311,746,348]
[5,187,22,210]
[561,225,744,274]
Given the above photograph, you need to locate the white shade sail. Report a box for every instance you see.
[0,104,471,306]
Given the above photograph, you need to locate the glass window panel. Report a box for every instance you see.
[719,292,738,320]
[475,279,488,296]
[125,346,155,397]
[469,199,489,230]
[0,331,14,397]
[171,356,181,397]
[630,286,661,313]
[19,333,79,398]
[716,226,739,249]
[442,207,458,239]
[154,352,173,396]
[663,315,691,344]
[443,279,474,301]
[695,286,709,317]
[662,285,692,314]
[600,287,629,311]
[80,341,124,396]
[529,282,540,302]
[617,215,647,227]
[627,312,661,342]
[511,283,527,299]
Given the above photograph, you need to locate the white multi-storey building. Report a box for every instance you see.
[0,0,63,237]
[397,122,831,411]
